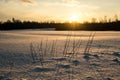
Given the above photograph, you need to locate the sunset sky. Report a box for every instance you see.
[0,0,120,22]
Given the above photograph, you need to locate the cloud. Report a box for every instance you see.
[18,0,37,6]
[0,0,10,3]
[19,0,33,4]
[0,0,36,5]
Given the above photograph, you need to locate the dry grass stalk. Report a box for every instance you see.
[84,32,96,54]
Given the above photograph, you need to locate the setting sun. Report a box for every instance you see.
[69,14,79,23]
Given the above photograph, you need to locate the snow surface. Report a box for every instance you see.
[0,30,120,80]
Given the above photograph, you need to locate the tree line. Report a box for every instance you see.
[0,17,120,31]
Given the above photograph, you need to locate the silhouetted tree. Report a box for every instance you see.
[108,18,111,23]
[0,15,120,31]
[114,14,118,22]
[91,18,97,23]
[6,20,12,23]
[104,16,107,23]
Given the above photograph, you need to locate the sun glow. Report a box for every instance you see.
[69,14,79,23]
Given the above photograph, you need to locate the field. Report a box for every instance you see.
[0,30,120,80]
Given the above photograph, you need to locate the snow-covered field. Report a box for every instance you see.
[0,30,120,80]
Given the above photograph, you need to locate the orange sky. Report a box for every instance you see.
[0,0,120,22]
